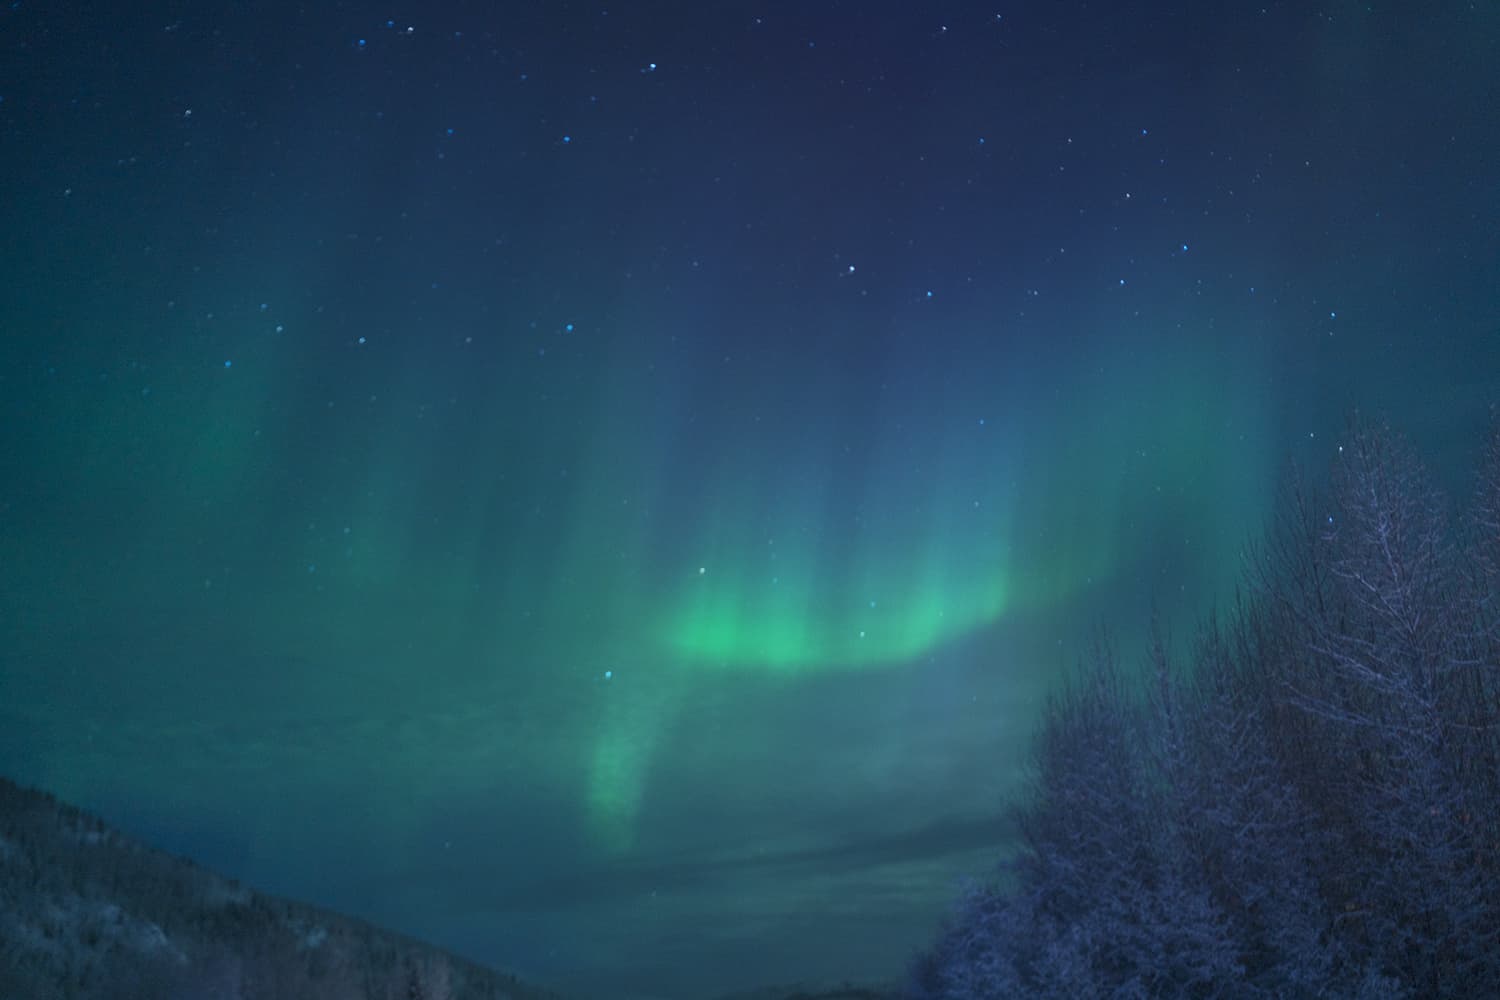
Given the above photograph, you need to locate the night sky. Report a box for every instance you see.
[1,2,1497,997]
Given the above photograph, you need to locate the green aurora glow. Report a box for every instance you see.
[7,6,1492,994]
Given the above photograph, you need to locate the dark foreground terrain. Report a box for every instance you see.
[0,775,902,1000]
[0,775,570,1000]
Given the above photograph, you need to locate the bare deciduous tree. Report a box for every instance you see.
[914,414,1500,998]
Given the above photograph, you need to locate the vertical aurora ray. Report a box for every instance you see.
[656,474,1019,670]
[647,327,1273,679]
[647,347,1019,673]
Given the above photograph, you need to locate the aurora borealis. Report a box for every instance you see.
[2,2,1497,997]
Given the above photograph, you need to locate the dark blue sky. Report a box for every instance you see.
[2,2,1497,997]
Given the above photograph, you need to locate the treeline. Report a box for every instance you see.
[912,415,1500,998]
[0,778,564,1000]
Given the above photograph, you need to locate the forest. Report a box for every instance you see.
[912,414,1500,998]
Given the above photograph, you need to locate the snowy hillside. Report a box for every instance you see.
[0,776,565,1000]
